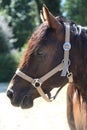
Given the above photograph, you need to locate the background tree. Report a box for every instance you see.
[0,16,13,54]
[0,0,39,50]
[0,16,18,82]
[61,0,87,25]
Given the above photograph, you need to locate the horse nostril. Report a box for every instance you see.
[7,89,14,99]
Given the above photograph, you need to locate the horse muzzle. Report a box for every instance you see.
[7,89,33,109]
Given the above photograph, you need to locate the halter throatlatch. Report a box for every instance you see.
[15,22,73,102]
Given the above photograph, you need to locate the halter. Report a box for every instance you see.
[15,22,73,102]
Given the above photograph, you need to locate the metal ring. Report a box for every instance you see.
[32,79,42,88]
[67,72,72,78]
[63,42,71,51]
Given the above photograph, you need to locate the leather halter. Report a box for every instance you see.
[15,22,73,102]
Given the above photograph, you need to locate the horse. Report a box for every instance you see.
[7,5,87,130]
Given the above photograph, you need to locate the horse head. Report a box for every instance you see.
[7,5,87,108]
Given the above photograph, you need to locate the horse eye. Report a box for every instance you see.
[37,50,43,56]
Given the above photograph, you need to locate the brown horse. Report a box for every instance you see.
[7,5,87,130]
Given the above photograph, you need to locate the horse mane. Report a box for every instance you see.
[71,26,87,98]
[77,27,87,67]
[80,27,87,70]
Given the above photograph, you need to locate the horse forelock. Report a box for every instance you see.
[19,22,48,68]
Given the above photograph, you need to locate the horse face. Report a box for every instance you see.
[7,5,67,109]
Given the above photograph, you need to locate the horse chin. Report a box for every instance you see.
[20,95,33,109]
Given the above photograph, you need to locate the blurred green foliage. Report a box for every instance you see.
[61,0,87,25]
[0,16,14,53]
[0,15,20,82]
[3,0,39,49]
[0,53,18,82]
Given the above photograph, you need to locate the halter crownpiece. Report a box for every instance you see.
[61,22,71,76]
[15,22,73,102]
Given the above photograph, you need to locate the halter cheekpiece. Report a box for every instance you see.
[15,22,73,102]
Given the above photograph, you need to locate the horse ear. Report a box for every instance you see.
[42,4,61,29]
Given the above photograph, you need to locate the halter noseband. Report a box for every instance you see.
[15,22,73,102]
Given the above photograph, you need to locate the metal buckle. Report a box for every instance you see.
[67,72,73,82]
[63,42,71,51]
[32,79,42,88]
